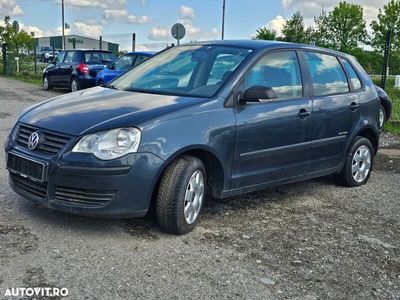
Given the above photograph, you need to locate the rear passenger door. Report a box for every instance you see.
[59,51,76,87]
[48,51,66,86]
[232,50,312,189]
[302,51,361,173]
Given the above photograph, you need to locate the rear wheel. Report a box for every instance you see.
[70,78,79,92]
[379,104,386,130]
[43,76,52,90]
[335,137,374,187]
[156,155,206,235]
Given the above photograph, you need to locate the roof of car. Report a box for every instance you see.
[63,49,114,53]
[125,51,156,56]
[185,39,351,58]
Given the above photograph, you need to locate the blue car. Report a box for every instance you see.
[96,51,155,85]
[5,40,380,234]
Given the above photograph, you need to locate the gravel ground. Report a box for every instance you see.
[0,77,399,299]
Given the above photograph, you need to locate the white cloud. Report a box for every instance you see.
[267,15,286,35]
[281,0,389,26]
[179,5,196,19]
[0,0,24,16]
[60,0,126,9]
[74,21,102,37]
[148,26,168,41]
[103,9,150,24]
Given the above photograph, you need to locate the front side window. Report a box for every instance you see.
[243,51,303,99]
[341,58,362,90]
[55,51,66,63]
[64,51,75,63]
[112,45,253,98]
[303,52,349,96]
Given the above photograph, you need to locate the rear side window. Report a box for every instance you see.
[341,58,362,90]
[64,51,75,63]
[84,52,116,64]
[244,51,303,99]
[303,52,349,96]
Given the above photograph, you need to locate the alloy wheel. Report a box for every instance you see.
[184,170,204,224]
[351,145,371,183]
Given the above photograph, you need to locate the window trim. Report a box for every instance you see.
[232,49,307,106]
[339,57,363,92]
[301,50,350,98]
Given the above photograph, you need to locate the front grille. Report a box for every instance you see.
[55,187,115,207]
[12,175,48,199]
[16,124,70,155]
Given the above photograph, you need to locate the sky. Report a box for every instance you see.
[0,0,390,51]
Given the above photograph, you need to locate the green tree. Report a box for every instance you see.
[370,0,400,52]
[327,2,367,52]
[255,27,279,41]
[312,9,331,47]
[0,16,35,56]
[281,11,308,43]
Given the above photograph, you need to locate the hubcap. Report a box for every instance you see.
[352,145,371,183]
[71,80,77,92]
[379,108,385,128]
[184,170,204,224]
[44,77,48,89]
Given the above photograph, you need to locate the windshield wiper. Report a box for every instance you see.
[103,83,118,90]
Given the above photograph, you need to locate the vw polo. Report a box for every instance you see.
[5,41,380,234]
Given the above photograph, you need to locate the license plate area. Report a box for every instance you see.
[7,152,46,182]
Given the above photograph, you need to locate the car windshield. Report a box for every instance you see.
[112,45,253,98]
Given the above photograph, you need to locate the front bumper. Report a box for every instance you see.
[6,146,164,218]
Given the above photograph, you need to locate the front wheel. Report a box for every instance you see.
[156,155,206,235]
[43,76,52,90]
[70,78,79,92]
[335,137,374,187]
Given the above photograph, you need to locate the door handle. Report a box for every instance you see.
[297,108,311,119]
[350,102,360,111]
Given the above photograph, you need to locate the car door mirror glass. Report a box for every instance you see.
[242,86,278,103]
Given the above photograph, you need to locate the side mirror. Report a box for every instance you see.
[241,86,278,103]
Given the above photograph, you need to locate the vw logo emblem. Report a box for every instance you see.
[27,132,40,150]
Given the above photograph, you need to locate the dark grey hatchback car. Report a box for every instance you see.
[5,40,380,234]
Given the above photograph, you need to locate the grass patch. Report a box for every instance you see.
[0,73,42,87]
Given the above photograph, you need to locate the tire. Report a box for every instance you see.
[379,104,386,130]
[156,155,206,235]
[43,76,52,90]
[41,55,45,63]
[335,137,374,187]
[70,78,79,92]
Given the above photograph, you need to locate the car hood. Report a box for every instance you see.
[20,87,204,136]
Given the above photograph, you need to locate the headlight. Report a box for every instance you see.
[72,128,141,160]
[44,53,50,58]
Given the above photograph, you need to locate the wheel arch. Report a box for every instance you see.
[149,146,227,209]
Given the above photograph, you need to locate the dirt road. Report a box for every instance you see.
[0,77,399,299]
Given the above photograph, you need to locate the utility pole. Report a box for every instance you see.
[62,0,65,50]
[221,0,226,40]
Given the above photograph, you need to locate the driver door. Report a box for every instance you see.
[232,50,312,189]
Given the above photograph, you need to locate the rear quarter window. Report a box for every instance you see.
[340,58,362,90]
[303,52,349,96]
